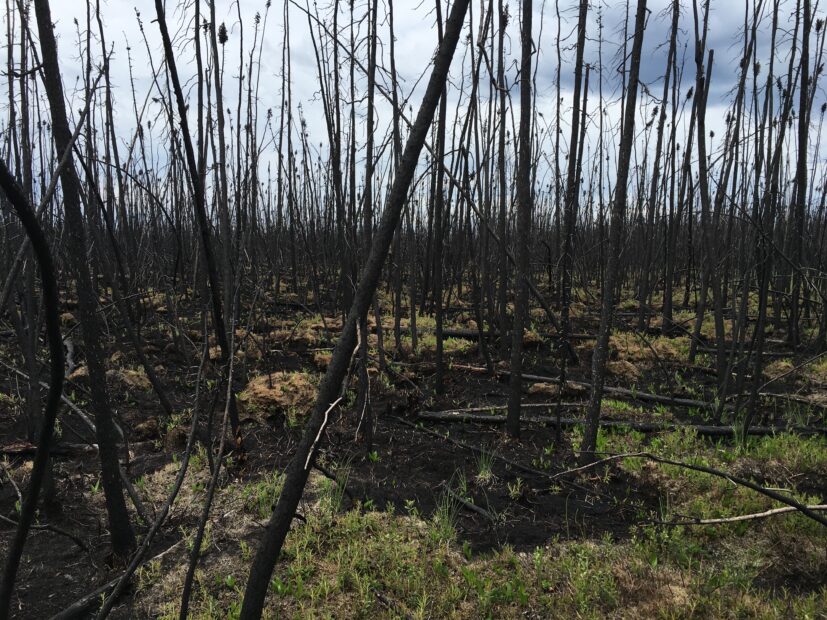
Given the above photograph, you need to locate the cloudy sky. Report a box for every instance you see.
[6,0,818,192]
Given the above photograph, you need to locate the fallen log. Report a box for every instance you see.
[397,416,827,529]
[519,372,827,412]
[392,417,594,496]
[442,485,496,522]
[456,367,827,413]
[370,325,594,342]
[0,442,98,457]
[507,371,714,410]
[695,347,791,359]
[424,402,584,414]
[415,410,827,436]
[0,514,88,552]
[757,391,827,409]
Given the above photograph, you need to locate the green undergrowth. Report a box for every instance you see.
[134,431,826,619]
[382,332,475,357]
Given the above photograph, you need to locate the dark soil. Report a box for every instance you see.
[1,301,825,617]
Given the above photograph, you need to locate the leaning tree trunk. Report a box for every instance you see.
[238,1,471,616]
[0,161,64,619]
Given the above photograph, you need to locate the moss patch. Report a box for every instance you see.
[239,371,317,421]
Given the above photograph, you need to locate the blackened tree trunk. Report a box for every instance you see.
[638,0,678,330]
[506,0,534,438]
[555,0,589,441]
[154,0,242,446]
[496,0,509,361]
[33,0,136,557]
[358,0,379,450]
[238,1,471,615]
[433,0,448,395]
[208,0,234,326]
[687,0,714,366]
[790,0,811,346]
[0,161,64,619]
[581,0,648,464]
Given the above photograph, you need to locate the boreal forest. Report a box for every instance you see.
[0,0,826,617]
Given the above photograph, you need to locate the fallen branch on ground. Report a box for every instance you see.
[500,370,716,409]
[378,326,595,342]
[655,504,827,526]
[0,514,88,552]
[393,417,597,497]
[313,463,355,503]
[0,359,121,438]
[424,402,584,414]
[0,442,99,457]
[441,484,496,522]
[499,370,827,412]
[545,451,827,528]
[0,361,152,526]
[48,539,184,620]
[415,410,827,436]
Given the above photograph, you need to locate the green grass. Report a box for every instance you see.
[136,429,827,619]
[168,504,825,618]
[241,471,285,520]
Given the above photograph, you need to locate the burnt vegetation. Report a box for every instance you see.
[0,0,826,618]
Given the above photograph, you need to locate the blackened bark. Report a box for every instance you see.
[790,0,811,346]
[33,0,135,556]
[238,1,471,615]
[154,0,242,445]
[0,161,64,619]
[555,0,589,442]
[506,0,534,438]
[581,0,648,464]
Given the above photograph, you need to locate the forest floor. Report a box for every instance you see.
[1,287,826,618]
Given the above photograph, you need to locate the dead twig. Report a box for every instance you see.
[545,451,827,528]
[0,514,88,552]
[654,504,827,526]
[441,484,496,523]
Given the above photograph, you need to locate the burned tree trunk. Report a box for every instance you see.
[506,0,534,438]
[238,1,471,615]
[555,0,589,442]
[33,0,136,556]
[581,0,648,464]
[790,0,811,346]
[0,161,64,619]
[154,0,242,446]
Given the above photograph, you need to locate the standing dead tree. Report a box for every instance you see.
[506,0,534,438]
[0,161,64,618]
[555,0,589,442]
[154,0,242,447]
[581,0,649,464]
[32,0,136,556]
[238,0,471,615]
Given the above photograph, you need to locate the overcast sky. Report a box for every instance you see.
[6,0,820,192]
